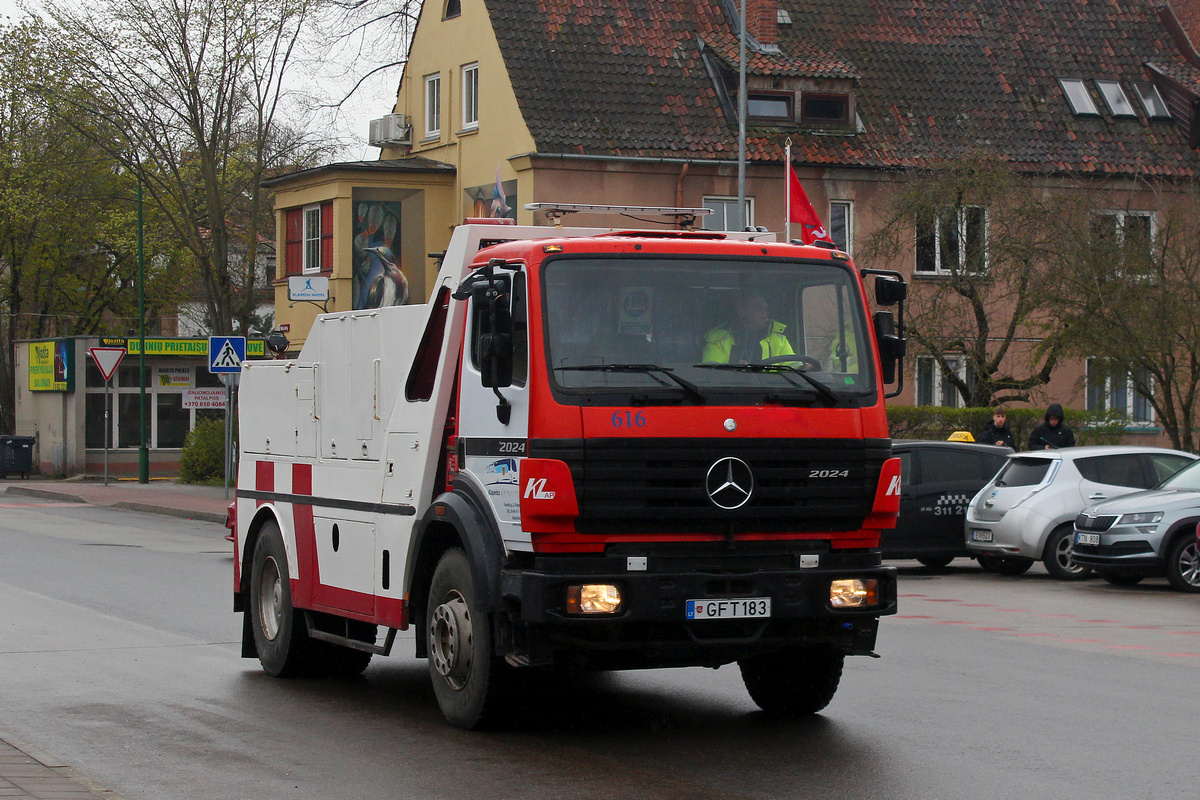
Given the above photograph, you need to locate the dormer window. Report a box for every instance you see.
[800,93,850,126]
[1059,79,1099,116]
[1095,81,1137,118]
[1132,82,1171,120]
[444,0,460,18]
[747,92,793,121]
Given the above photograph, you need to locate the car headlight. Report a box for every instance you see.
[1117,511,1163,525]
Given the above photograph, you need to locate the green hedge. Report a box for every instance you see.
[887,406,1129,448]
[179,417,231,485]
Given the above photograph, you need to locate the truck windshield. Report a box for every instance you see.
[542,256,874,404]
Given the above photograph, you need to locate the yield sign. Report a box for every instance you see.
[89,346,126,382]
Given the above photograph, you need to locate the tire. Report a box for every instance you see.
[427,548,509,729]
[917,555,955,571]
[976,554,1002,573]
[1042,525,1093,581]
[993,557,1034,576]
[1098,570,1143,587]
[738,645,845,717]
[1165,535,1200,593]
[249,521,313,677]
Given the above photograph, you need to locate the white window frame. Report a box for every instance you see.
[915,354,967,408]
[829,200,852,254]
[424,73,442,138]
[1095,81,1137,118]
[302,203,322,274]
[916,206,988,275]
[1086,357,1154,424]
[702,196,755,231]
[1132,82,1171,119]
[1059,78,1099,116]
[461,63,479,130]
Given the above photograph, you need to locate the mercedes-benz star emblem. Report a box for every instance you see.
[706,457,754,510]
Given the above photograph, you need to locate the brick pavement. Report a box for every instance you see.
[0,736,130,800]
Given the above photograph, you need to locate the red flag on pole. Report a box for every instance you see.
[788,166,834,245]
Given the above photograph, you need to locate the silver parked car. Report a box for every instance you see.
[964,446,1197,578]
[1071,458,1200,592]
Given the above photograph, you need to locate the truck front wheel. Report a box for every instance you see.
[427,548,508,729]
[249,521,313,677]
[739,645,844,716]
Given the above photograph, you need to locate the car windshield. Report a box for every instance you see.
[542,255,873,404]
[1158,458,1200,491]
[993,457,1053,487]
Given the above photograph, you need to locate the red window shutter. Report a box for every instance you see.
[320,201,334,271]
[284,208,303,275]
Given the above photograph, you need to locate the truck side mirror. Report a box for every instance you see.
[874,310,906,384]
[473,281,514,389]
[875,277,907,307]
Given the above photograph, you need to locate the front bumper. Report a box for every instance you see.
[499,550,896,669]
[1071,527,1162,571]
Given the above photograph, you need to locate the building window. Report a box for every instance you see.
[1087,358,1153,424]
[702,196,754,231]
[1090,210,1154,277]
[915,354,967,408]
[424,73,441,138]
[462,63,479,130]
[1095,81,1137,118]
[85,358,222,450]
[829,201,852,254]
[1059,79,1099,115]
[747,92,792,122]
[916,206,987,275]
[800,93,849,126]
[443,0,460,18]
[302,204,322,274]
[1132,82,1171,119]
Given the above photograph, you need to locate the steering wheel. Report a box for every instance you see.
[755,354,822,370]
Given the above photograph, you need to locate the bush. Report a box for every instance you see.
[886,406,1128,448]
[179,417,231,484]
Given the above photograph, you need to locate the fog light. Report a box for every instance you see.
[830,578,878,609]
[566,584,622,615]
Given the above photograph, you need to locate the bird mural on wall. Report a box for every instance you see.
[362,245,409,308]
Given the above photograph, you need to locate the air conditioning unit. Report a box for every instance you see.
[368,114,411,148]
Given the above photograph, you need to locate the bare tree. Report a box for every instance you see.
[47,0,334,336]
[863,156,1063,407]
[316,0,420,110]
[1054,184,1200,451]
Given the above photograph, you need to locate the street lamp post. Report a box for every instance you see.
[137,177,148,483]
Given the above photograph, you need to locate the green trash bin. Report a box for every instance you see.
[0,436,35,479]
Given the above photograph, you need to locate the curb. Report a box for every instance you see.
[2,487,85,503]
[0,730,135,800]
[3,486,228,525]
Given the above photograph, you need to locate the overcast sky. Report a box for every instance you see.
[0,0,397,162]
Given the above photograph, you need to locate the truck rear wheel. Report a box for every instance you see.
[427,548,508,729]
[739,645,844,716]
[249,521,313,677]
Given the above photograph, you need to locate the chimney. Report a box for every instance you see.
[745,0,778,47]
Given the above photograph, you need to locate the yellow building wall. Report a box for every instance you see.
[390,0,538,225]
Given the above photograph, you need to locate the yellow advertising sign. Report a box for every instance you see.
[99,338,266,357]
[28,340,74,392]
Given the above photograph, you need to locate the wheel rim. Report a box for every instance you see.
[429,590,473,689]
[1055,535,1084,574]
[257,556,284,641]
[1178,542,1200,586]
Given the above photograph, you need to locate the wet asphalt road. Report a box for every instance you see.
[0,495,1196,799]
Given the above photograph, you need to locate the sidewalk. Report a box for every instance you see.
[0,477,231,525]
[0,734,131,800]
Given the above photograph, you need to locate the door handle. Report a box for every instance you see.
[1088,493,1107,501]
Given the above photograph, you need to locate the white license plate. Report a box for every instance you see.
[970,529,993,542]
[686,597,771,620]
[1076,532,1100,546]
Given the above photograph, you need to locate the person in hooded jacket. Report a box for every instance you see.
[1028,403,1075,450]
[978,406,1015,448]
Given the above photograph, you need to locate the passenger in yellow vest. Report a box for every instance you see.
[702,291,795,363]
[828,329,858,372]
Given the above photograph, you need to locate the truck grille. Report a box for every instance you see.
[1075,513,1117,532]
[528,437,890,535]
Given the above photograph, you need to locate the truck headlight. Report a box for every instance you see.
[566,584,622,615]
[830,579,879,609]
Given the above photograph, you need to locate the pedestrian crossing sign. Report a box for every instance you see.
[208,336,246,373]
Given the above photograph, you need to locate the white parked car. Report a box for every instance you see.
[964,446,1197,578]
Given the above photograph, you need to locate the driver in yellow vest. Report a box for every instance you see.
[702,290,796,364]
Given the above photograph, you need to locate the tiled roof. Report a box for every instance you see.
[484,0,1200,176]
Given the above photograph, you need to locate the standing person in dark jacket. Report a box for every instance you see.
[1028,403,1075,449]
[978,406,1015,449]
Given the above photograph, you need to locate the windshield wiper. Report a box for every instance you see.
[694,362,839,406]
[555,363,706,404]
